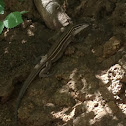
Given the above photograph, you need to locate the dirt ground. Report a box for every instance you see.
[0,0,126,126]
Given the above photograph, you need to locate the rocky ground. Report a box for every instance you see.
[0,0,126,126]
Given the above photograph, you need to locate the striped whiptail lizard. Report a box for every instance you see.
[15,23,89,125]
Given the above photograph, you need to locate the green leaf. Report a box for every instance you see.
[0,0,5,14]
[3,11,23,28]
[20,11,28,14]
[0,21,4,34]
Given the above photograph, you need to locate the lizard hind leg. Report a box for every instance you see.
[39,61,52,78]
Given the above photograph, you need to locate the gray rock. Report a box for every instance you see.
[34,0,72,30]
